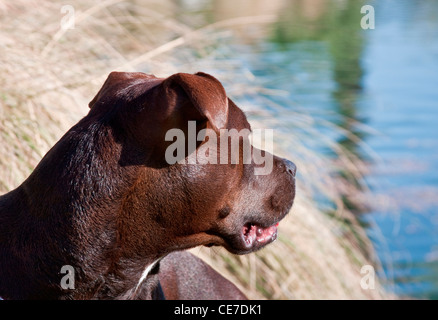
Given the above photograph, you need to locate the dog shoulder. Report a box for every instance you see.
[159,251,247,300]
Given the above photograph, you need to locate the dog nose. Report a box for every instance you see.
[283,159,297,177]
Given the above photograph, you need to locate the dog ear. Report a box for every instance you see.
[89,72,156,110]
[161,72,229,132]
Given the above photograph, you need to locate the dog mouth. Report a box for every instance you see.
[241,222,279,249]
[205,218,283,255]
[217,219,282,255]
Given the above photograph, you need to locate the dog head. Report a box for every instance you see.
[89,71,296,256]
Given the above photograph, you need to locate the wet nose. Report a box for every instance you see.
[283,159,297,177]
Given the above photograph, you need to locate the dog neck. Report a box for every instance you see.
[90,258,164,300]
[128,258,163,300]
[135,259,161,292]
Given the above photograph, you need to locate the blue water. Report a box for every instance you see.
[360,1,438,299]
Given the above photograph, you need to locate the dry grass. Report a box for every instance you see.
[0,0,392,299]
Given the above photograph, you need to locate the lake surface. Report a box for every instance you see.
[177,0,438,299]
[361,1,438,299]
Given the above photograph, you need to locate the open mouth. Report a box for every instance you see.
[241,222,279,250]
[206,219,283,255]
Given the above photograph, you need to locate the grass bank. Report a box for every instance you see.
[0,0,392,299]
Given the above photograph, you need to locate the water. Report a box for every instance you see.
[360,1,438,299]
[177,0,438,298]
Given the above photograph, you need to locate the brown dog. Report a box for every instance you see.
[0,71,296,299]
